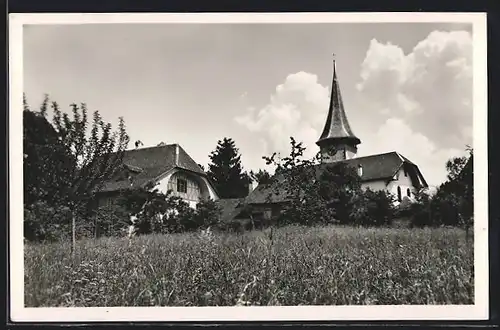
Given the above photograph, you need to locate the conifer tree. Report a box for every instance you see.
[207,138,250,198]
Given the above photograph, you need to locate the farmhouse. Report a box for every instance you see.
[97,143,219,208]
[237,58,429,221]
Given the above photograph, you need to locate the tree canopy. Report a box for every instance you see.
[23,94,130,241]
[207,138,250,199]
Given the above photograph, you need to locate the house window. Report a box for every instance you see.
[404,169,407,177]
[397,186,402,202]
[407,188,411,197]
[177,178,187,193]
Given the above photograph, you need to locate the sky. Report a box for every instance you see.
[23,22,473,188]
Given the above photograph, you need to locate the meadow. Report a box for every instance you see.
[24,225,474,307]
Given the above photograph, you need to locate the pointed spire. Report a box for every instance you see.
[316,55,361,147]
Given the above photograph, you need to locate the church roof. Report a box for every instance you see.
[245,151,428,205]
[316,58,361,146]
[99,144,206,193]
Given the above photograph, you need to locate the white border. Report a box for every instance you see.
[9,12,489,322]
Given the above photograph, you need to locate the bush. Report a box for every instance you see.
[120,185,222,235]
[91,204,130,238]
[409,188,468,229]
[350,189,395,227]
[191,199,222,229]
[24,201,72,242]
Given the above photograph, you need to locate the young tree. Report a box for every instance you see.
[24,95,130,248]
[207,138,250,198]
[263,137,359,226]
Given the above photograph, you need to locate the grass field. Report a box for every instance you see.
[24,225,474,307]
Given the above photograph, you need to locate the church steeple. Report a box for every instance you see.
[316,55,361,163]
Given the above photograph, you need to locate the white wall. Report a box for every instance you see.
[359,168,418,205]
[155,168,218,208]
[200,176,219,200]
[387,168,416,203]
[361,180,387,192]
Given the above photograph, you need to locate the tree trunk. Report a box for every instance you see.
[94,216,98,239]
[249,213,255,231]
[465,219,471,244]
[71,212,76,256]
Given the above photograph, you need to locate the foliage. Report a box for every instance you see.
[91,203,130,238]
[249,169,272,185]
[23,95,75,207]
[409,148,473,232]
[23,94,130,242]
[207,138,251,198]
[117,182,221,235]
[48,97,130,209]
[351,189,396,227]
[191,199,222,229]
[317,162,362,224]
[25,225,474,307]
[263,137,363,226]
[23,201,72,242]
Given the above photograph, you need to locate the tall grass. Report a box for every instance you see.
[25,225,474,307]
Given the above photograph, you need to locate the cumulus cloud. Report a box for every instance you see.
[358,118,465,187]
[236,30,472,186]
[357,30,472,149]
[355,30,473,186]
[235,71,329,160]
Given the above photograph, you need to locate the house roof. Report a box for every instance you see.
[99,144,206,193]
[214,198,246,223]
[316,58,361,147]
[245,151,428,205]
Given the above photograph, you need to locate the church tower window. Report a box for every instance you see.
[407,188,411,197]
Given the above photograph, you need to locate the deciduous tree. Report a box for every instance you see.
[249,169,272,185]
[23,94,130,246]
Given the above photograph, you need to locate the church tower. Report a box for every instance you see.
[316,56,361,163]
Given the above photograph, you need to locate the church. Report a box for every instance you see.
[98,56,428,223]
[238,57,429,221]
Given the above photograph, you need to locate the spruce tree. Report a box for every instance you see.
[207,138,250,199]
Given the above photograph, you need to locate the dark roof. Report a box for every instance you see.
[244,179,290,205]
[317,59,361,146]
[245,151,428,205]
[214,198,246,223]
[326,151,405,182]
[99,144,206,193]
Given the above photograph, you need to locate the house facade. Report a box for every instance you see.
[97,143,219,209]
